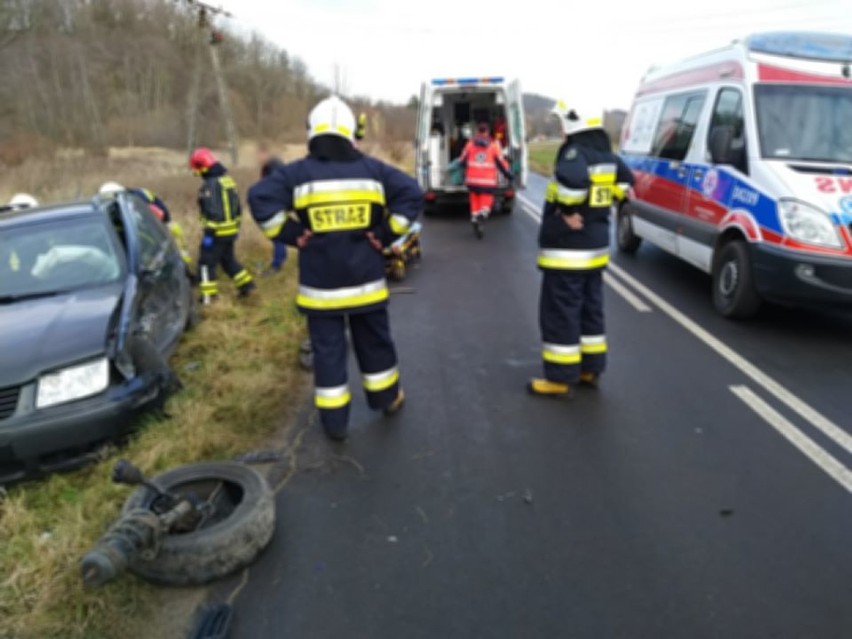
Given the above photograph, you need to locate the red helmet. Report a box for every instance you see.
[190,147,218,173]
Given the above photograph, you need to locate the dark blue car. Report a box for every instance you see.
[0,193,194,483]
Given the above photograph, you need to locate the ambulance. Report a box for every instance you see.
[414,77,528,214]
[618,32,852,318]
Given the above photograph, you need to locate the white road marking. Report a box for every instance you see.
[518,193,651,313]
[730,385,852,494]
[607,264,852,456]
[519,190,852,456]
[602,273,653,313]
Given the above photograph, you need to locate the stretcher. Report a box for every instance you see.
[384,222,422,281]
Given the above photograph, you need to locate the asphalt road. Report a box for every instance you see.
[230,173,852,639]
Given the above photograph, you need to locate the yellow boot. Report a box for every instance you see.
[579,372,600,388]
[527,378,573,398]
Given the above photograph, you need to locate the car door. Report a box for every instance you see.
[507,79,528,187]
[642,91,708,253]
[125,196,186,354]
[686,87,747,228]
[415,82,434,191]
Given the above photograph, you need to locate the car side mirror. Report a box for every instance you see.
[708,125,735,165]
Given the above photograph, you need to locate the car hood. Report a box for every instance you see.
[0,284,123,387]
[764,160,852,226]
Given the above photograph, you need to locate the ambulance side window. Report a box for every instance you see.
[652,93,706,161]
[709,88,748,175]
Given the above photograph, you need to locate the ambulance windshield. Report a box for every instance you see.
[755,84,852,164]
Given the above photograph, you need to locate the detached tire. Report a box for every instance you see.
[122,462,275,586]
[616,205,642,254]
[713,240,762,319]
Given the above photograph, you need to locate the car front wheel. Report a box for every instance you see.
[713,240,762,319]
[616,205,642,254]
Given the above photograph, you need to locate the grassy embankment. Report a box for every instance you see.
[527,140,561,176]
[0,145,309,639]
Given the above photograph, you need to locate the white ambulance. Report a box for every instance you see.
[619,32,852,318]
[414,77,528,214]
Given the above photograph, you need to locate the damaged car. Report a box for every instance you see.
[0,193,194,483]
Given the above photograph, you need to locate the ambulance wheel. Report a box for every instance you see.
[616,206,642,254]
[501,198,515,215]
[713,240,762,319]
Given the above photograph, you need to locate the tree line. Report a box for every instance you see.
[0,0,414,165]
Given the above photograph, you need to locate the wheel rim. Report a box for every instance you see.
[719,259,739,298]
[149,478,245,534]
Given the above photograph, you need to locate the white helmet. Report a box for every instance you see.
[551,100,605,137]
[9,193,38,210]
[99,181,126,197]
[307,95,356,142]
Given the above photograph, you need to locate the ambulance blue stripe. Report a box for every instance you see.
[620,154,784,234]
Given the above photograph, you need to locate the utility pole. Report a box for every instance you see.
[180,1,239,165]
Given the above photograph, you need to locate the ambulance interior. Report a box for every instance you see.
[425,89,512,189]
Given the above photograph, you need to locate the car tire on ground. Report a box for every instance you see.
[122,461,275,586]
[501,198,514,215]
[713,239,762,319]
[616,205,642,254]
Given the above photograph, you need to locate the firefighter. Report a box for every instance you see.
[528,102,634,397]
[452,122,513,238]
[248,95,422,441]
[255,145,288,276]
[354,112,367,142]
[190,148,255,300]
[6,193,39,210]
[98,182,193,268]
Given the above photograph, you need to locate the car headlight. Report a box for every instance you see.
[778,199,841,248]
[36,358,110,409]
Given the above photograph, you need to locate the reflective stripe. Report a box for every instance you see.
[389,214,411,235]
[233,270,253,286]
[315,385,351,409]
[200,281,218,294]
[294,179,385,208]
[581,335,608,354]
[297,279,389,310]
[543,343,581,365]
[537,248,610,270]
[589,164,616,184]
[555,184,588,206]
[363,366,400,392]
[612,183,630,200]
[203,219,240,236]
[314,123,353,138]
[260,211,286,238]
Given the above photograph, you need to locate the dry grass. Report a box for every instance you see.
[528,140,561,176]
[0,150,309,639]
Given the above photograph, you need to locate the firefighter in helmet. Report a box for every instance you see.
[528,102,633,397]
[190,148,255,299]
[98,182,193,268]
[248,96,422,441]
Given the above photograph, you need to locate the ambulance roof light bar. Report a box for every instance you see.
[431,77,505,86]
[744,32,852,63]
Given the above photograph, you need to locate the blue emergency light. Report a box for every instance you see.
[431,77,505,86]
[746,32,852,63]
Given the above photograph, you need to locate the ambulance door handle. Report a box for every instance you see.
[693,169,704,180]
[677,166,688,179]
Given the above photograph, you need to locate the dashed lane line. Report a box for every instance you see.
[731,385,852,494]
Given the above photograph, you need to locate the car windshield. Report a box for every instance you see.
[0,216,124,298]
[755,84,852,163]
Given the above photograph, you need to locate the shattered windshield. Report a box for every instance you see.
[755,83,852,163]
[0,216,124,298]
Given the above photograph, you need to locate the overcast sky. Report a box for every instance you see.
[223,0,852,109]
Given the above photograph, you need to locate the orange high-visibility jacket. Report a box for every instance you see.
[459,136,509,192]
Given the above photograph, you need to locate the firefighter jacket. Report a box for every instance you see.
[458,135,512,193]
[129,188,171,223]
[248,142,423,315]
[538,139,634,271]
[198,163,242,237]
